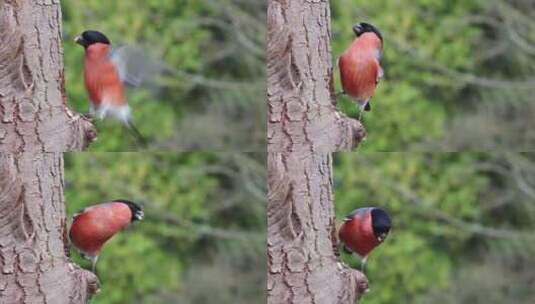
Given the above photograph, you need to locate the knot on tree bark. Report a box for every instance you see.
[86,274,101,295]
[340,265,369,301]
[332,112,366,151]
[72,265,101,300]
[69,115,98,150]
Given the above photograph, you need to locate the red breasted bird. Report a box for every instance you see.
[75,30,148,145]
[338,22,384,118]
[339,207,391,269]
[69,200,144,272]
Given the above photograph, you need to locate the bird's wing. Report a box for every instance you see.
[344,209,361,221]
[73,204,100,219]
[72,208,86,219]
[344,207,370,221]
[110,45,165,88]
[375,48,383,61]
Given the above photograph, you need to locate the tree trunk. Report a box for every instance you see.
[0,0,95,152]
[0,153,99,303]
[0,1,98,302]
[267,153,368,304]
[267,0,365,153]
[267,1,367,303]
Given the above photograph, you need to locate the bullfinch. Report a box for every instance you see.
[69,200,144,273]
[338,207,391,270]
[338,22,384,119]
[75,30,149,145]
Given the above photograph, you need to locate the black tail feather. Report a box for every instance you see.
[364,102,371,111]
[125,121,147,147]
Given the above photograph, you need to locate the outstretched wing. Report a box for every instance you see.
[110,45,165,88]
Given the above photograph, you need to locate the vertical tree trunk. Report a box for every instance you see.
[267,0,365,153]
[267,1,367,303]
[0,154,99,303]
[1,1,98,302]
[0,0,95,152]
[267,153,368,304]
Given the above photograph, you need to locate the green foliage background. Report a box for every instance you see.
[334,153,535,304]
[64,153,266,304]
[58,0,535,303]
[62,0,265,151]
[335,153,483,303]
[333,0,481,151]
[332,0,535,303]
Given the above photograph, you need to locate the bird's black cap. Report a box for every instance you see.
[75,30,110,48]
[353,22,383,42]
[371,207,391,237]
[115,199,144,222]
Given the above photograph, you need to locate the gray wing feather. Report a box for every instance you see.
[110,45,165,88]
[344,207,371,221]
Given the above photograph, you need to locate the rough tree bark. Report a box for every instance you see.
[0,154,99,303]
[267,0,369,303]
[0,1,99,303]
[268,153,368,304]
[0,0,95,152]
[267,0,365,153]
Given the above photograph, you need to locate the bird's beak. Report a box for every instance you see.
[135,210,145,221]
[377,232,388,242]
[352,23,363,36]
[74,35,83,45]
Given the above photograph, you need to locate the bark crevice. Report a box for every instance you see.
[0,154,100,303]
[268,1,368,302]
[268,153,368,304]
[0,1,96,152]
[267,0,365,153]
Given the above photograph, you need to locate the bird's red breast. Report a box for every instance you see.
[338,208,381,257]
[83,43,126,107]
[338,33,382,102]
[69,202,133,257]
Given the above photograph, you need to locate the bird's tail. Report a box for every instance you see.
[357,101,371,120]
[364,101,371,112]
[125,120,148,147]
